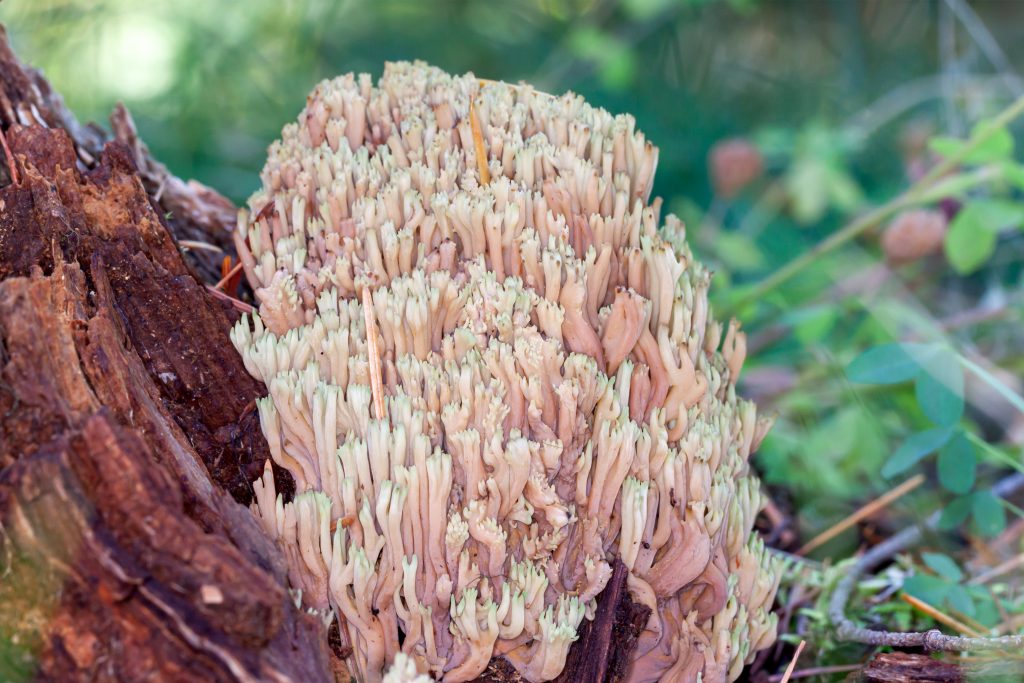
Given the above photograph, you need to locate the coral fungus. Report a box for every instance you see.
[232,61,780,682]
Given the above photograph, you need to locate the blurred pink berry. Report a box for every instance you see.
[709,138,763,198]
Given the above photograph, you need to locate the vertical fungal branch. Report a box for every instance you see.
[230,62,781,682]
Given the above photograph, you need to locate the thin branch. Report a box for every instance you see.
[959,355,1024,417]
[969,553,1024,586]
[178,240,225,254]
[828,473,1024,651]
[204,285,254,314]
[798,474,925,555]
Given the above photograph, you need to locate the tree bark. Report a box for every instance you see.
[0,28,328,682]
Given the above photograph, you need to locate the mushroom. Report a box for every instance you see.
[233,61,780,683]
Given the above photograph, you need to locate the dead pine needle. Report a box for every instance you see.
[362,287,386,421]
[468,100,490,185]
[213,259,244,291]
[798,474,925,555]
[778,639,806,683]
[900,593,986,638]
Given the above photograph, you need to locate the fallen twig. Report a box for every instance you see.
[828,472,1024,651]
[204,285,254,314]
[798,474,925,555]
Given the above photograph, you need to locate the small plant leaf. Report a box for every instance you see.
[881,426,954,478]
[969,198,1024,230]
[937,433,976,494]
[902,574,950,607]
[1000,161,1024,191]
[930,120,1014,164]
[915,349,964,426]
[946,585,975,617]
[847,343,923,385]
[971,491,1006,537]
[921,552,963,582]
[938,495,973,530]
[945,206,997,274]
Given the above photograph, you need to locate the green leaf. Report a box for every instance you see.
[946,585,975,617]
[787,306,837,345]
[938,495,973,529]
[945,207,997,274]
[928,136,964,159]
[930,120,1014,164]
[825,167,863,212]
[915,348,964,425]
[945,200,1024,273]
[937,433,976,494]
[715,232,766,272]
[881,426,954,478]
[971,491,1007,537]
[968,199,1024,231]
[1000,161,1024,191]
[968,119,1015,163]
[902,574,950,607]
[921,552,963,582]
[787,158,829,225]
[846,343,924,385]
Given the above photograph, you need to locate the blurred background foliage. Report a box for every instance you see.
[4,0,1024,675]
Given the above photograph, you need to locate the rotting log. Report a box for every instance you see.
[0,36,329,680]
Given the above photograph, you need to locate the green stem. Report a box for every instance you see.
[959,355,1024,416]
[998,496,1024,520]
[728,93,1024,316]
[965,431,1024,475]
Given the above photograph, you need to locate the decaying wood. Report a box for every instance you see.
[0,106,327,681]
[858,651,1024,683]
[553,561,650,683]
[0,25,236,284]
[472,561,650,683]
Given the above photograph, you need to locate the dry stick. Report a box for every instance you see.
[900,593,986,638]
[798,474,925,555]
[828,472,1024,652]
[212,260,244,292]
[969,553,1024,585]
[468,100,491,185]
[178,239,225,254]
[204,285,255,314]
[778,639,806,683]
[362,287,386,421]
[729,92,1024,315]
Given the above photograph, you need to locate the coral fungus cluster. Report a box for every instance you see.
[231,61,780,682]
